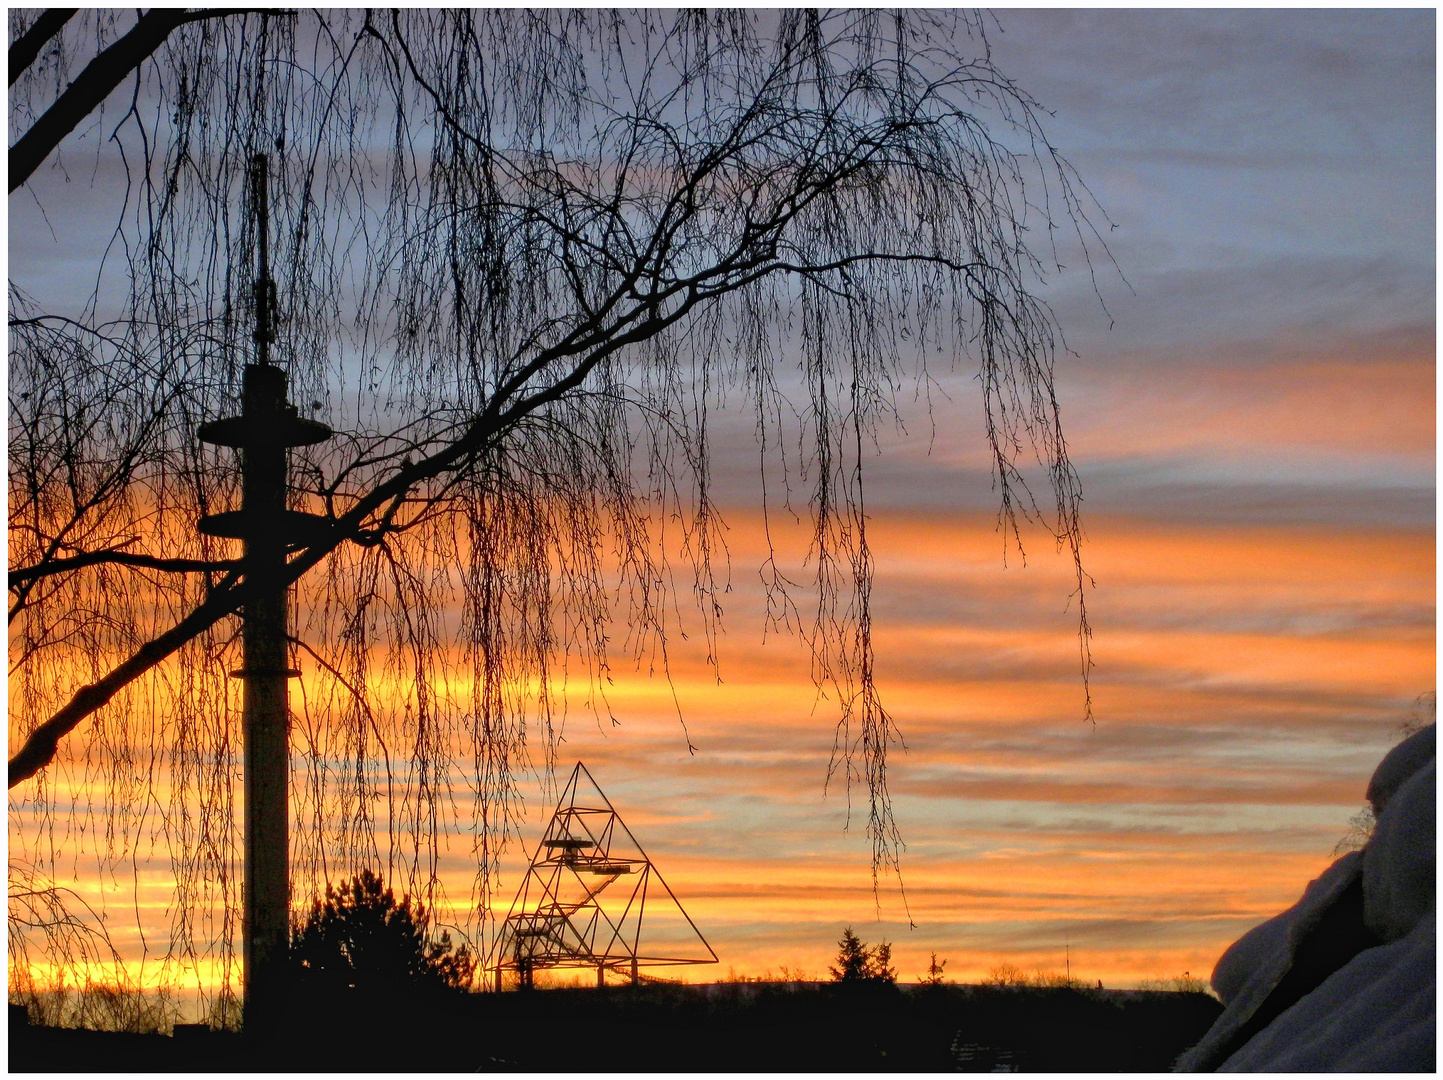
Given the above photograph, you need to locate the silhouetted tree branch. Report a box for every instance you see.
[9,10,1108,1007]
[9,548,240,586]
[9,9,254,193]
[8,8,77,87]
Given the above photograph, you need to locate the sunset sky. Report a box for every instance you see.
[8,8,1435,996]
[480,8,1436,985]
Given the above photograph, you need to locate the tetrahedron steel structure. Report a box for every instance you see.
[492,762,717,989]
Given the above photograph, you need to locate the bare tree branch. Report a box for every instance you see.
[10,11,1109,995]
[8,569,242,786]
[8,547,241,586]
[8,9,78,87]
[9,8,247,192]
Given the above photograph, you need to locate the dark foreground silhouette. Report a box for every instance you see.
[11,981,1220,1072]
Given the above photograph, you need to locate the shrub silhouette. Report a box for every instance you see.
[986,962,1030,988]
[290,870,474,994]
[1170,971,1208,994]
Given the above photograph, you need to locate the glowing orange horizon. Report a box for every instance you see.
[10,499,1433,1004]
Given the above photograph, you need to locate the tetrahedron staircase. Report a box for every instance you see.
[491,762,717,988]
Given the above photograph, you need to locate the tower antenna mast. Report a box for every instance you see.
[197,152,333,1039]
[252,154,273,367]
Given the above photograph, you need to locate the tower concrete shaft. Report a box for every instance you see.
[239,362,292,1036]
[199,357,330,1032]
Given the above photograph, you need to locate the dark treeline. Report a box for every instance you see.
[12,980,1221,1072]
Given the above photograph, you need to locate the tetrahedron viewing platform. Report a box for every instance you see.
[492,762,717,989]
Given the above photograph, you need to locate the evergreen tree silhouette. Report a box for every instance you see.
[829,926,896,983]
[290,870,474,994]
[830,927,871,982]
[920,952,948,986]
[870,941,897,984]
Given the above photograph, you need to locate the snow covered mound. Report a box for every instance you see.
[1176,724,1435,1072]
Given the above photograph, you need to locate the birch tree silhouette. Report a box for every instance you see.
[9,8,1105,1008]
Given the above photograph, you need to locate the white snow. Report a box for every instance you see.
[1366,724,1435,815]
[1218,916,1434,1072]
[1362,758,1434,943]
[1175,724,1435,1071]
[1208,852,1361,1009]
